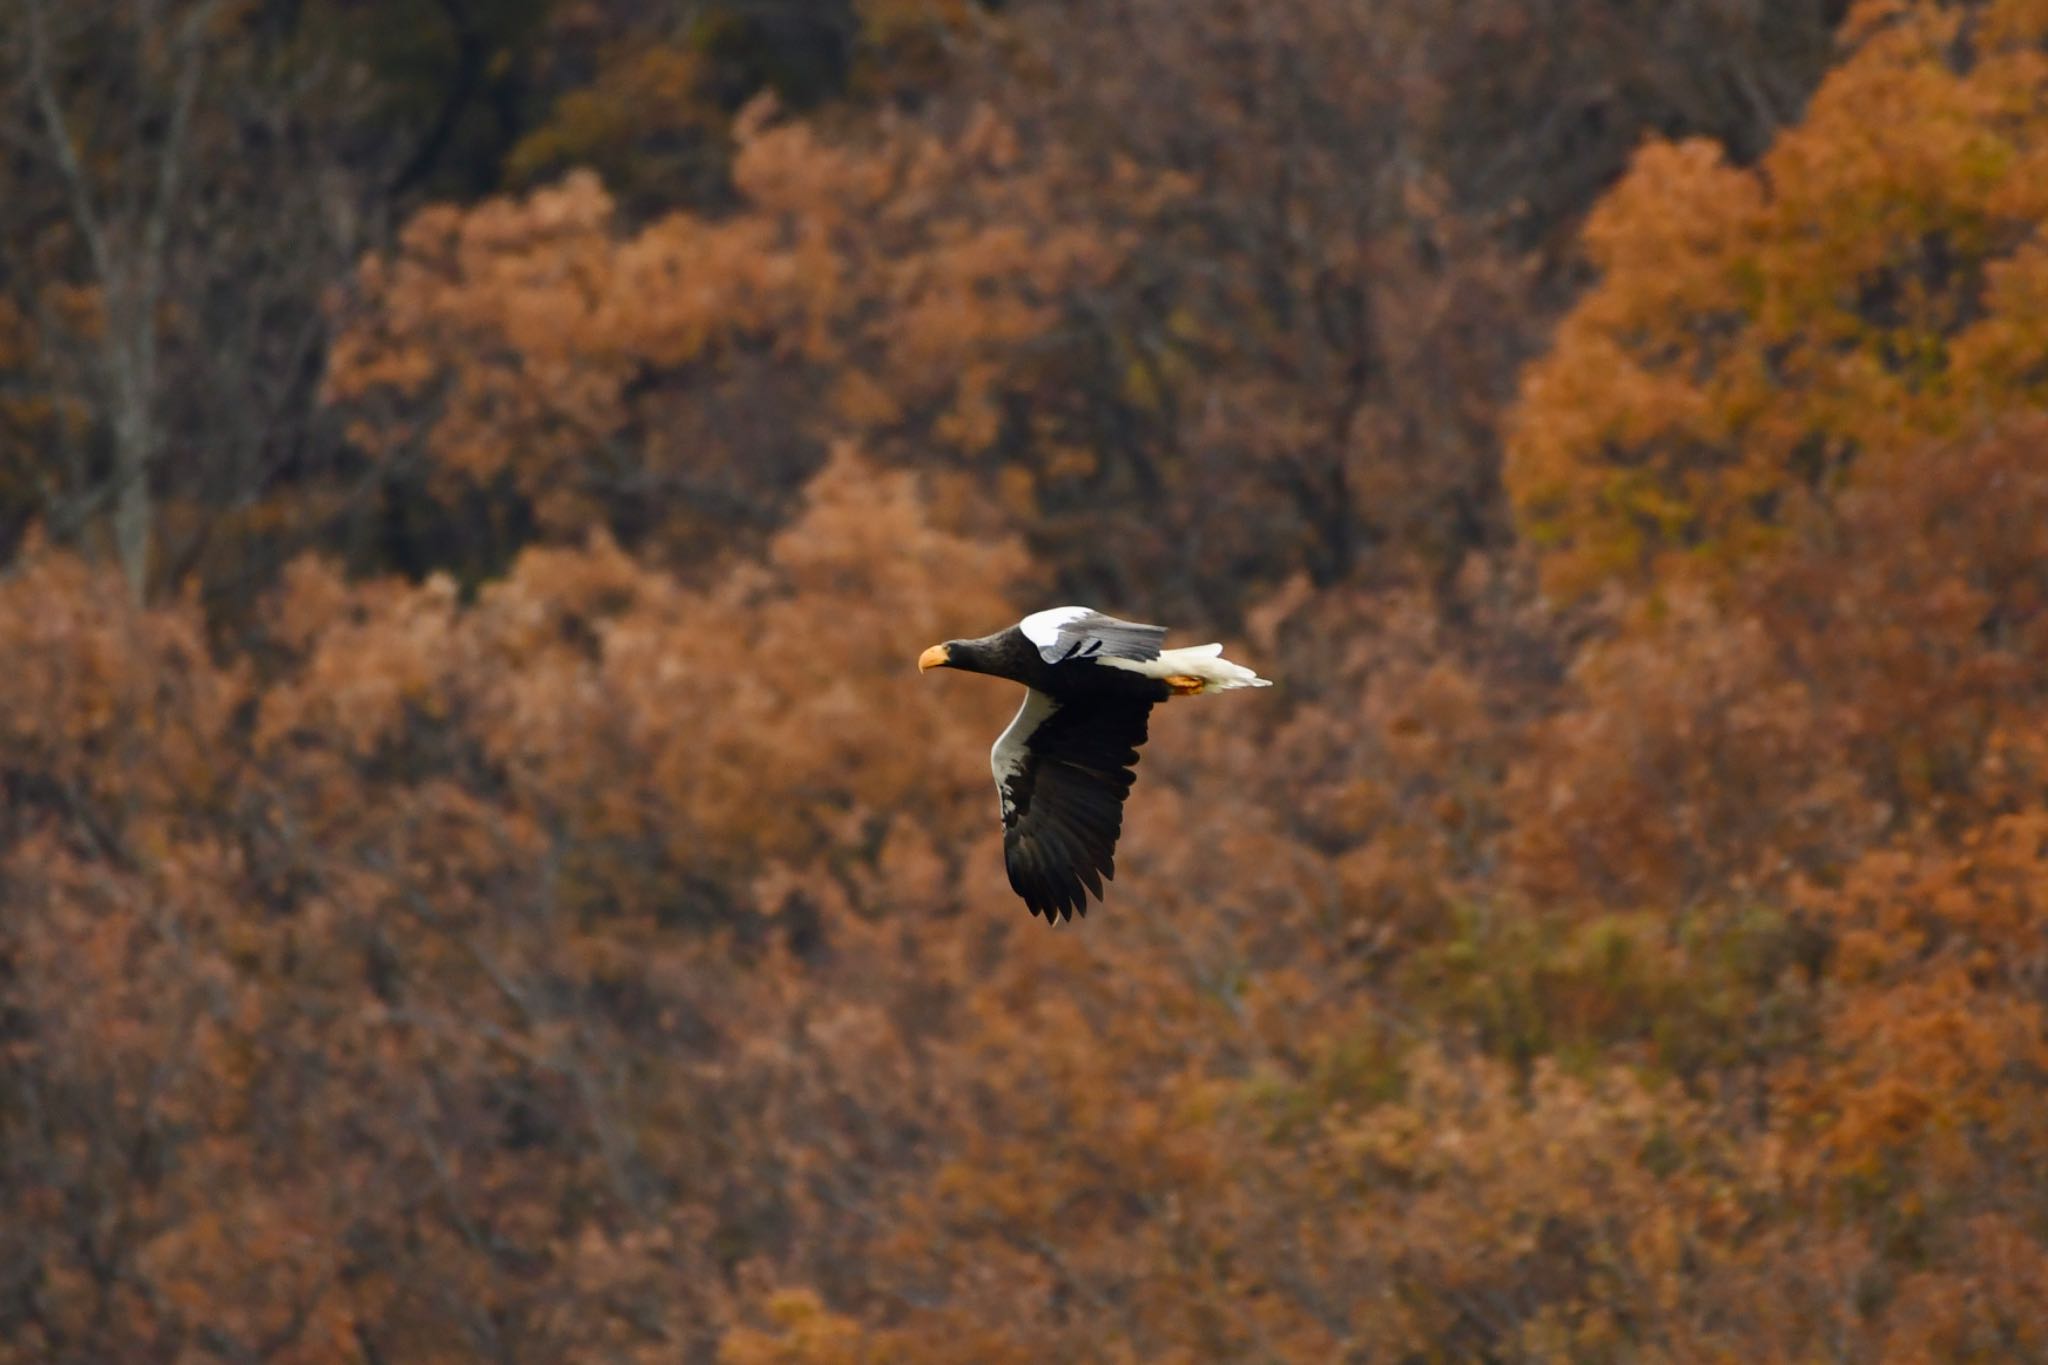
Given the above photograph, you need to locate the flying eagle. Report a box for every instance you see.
[919,606,1271,922]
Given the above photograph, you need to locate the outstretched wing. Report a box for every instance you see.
[1018,606,1167,666]
[991,689,1154,921]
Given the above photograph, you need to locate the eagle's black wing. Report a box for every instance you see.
[991,689,1154,921]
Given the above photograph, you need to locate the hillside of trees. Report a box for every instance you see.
[4,0,2047,1358]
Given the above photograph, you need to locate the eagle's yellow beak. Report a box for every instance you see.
[918,643,951,673]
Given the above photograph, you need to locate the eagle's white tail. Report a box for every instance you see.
[1101,643,1272,693]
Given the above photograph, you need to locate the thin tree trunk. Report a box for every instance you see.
[22,0,221,600]
[110,336,153,597]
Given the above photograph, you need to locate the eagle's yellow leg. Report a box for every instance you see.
[1163,675,1206,696]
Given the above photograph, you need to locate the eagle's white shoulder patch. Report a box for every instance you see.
[1018,605,1094,649]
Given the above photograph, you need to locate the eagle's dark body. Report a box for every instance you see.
[936,624,1179,701]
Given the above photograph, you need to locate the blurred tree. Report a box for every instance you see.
[1425,0,1849,252]
[5,0,236,594]
[0,0,408,604]
[1510,0,2048,600]
[325,110,1134,579]
[333,0,1857,618]
[1493,4,2048,1349]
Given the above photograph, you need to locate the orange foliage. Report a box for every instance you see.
[12,1,2048,1360]
[1493,5,2048,1353]
[1511,0,2048,598]
[327,109,1134,563]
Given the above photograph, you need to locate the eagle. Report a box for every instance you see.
[919,606,1271,922]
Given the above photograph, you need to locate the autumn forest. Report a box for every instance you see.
[4,0,2048,1358]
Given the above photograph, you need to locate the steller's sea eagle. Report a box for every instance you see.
[919,606,1271,922]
